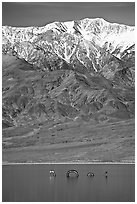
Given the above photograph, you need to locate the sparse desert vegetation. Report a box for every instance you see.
[3,118,134,163]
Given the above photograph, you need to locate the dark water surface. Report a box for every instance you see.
[3,164,135,202]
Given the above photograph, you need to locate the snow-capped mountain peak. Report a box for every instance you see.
[2,17,135,129]
[2,17,135,70]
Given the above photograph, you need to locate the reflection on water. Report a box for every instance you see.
[2,164,135,202]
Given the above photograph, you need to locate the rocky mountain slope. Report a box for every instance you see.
[2,18,135,128]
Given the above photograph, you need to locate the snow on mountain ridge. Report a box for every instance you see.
[2,17,135,67]
[2,17,134,42]
[2,18,135,128]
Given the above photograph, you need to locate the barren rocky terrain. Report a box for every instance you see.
[2,18,135,163]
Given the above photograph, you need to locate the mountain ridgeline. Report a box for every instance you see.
[2,18,135,128]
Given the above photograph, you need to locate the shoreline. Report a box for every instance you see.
[2,161,135,165]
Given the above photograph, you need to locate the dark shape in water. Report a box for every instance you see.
[105,171,108,178]
[2,164,135,202]
[87,172,94,177]
[66,169,79,178]
[49,170,56,177]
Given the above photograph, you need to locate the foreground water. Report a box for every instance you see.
[3,164,134,202]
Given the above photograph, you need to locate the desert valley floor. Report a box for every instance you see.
[3,118,134,163]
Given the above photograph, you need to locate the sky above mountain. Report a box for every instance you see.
[2,2,135,27]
